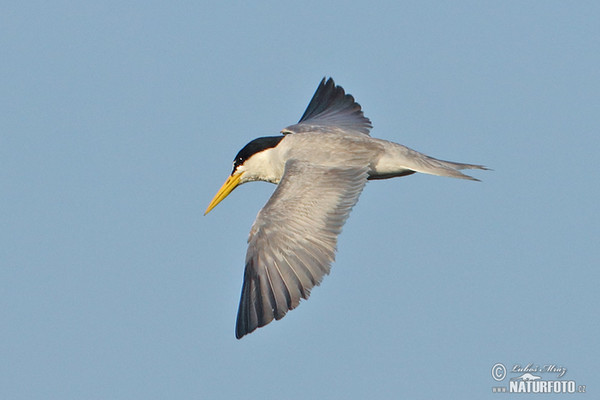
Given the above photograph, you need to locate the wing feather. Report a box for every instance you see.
[281,78,372,136]
[235,159,369,338]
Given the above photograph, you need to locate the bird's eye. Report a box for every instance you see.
[232,157,243,174]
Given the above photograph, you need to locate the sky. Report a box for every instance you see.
[1,1,598,399]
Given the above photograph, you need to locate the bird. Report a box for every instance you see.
[205,78,487,339]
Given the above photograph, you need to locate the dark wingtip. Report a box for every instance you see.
[288,77,372,135]
[297,77,334,123]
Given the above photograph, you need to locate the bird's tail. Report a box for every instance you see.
[420,156,489,181]
[373,142,488,181]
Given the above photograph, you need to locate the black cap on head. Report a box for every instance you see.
[232,136,284,174]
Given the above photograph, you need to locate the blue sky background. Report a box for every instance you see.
[2,1,598,399]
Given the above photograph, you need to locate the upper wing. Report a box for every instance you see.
[236,159,369,338]
[281,78,372,136]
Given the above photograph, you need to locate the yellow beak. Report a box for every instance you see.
[204,172,243,215]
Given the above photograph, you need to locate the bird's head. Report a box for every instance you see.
[204,135,285,215]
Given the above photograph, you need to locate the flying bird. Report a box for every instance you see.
[205,78,487,338]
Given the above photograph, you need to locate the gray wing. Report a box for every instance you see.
[281,77,372,136]
[236,159,369,338]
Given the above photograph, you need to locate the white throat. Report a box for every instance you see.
[238,147,285,184]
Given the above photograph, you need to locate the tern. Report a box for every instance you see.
[205,78,486,338]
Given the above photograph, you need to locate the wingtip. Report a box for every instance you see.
[320,76,334,87]
[235,319,249,339]
[292,77,372,135]
[235,318,259,339]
